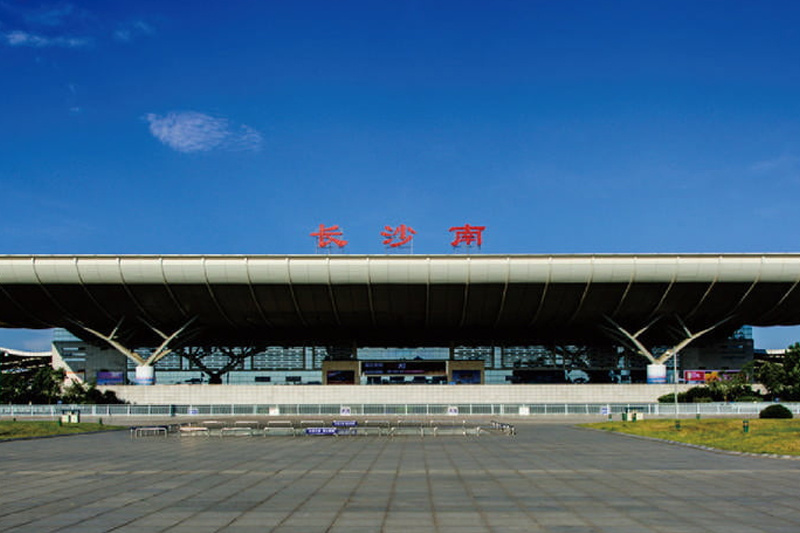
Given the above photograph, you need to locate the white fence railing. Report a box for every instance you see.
[1,402,799,418]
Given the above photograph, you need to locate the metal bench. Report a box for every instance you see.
[179,426,210,437]
[360,419,390,436]
[264,420,295,436]
[220,426,254,437]
[430,420,469,436]
[131,426,168,438]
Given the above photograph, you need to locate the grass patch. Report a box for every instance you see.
[0,420,124,440]
[583,418,800,456]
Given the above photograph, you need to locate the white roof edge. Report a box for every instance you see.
[0,347,51,357]
[0,254,799,284]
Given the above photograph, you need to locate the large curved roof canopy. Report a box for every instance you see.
[1,254,799,347]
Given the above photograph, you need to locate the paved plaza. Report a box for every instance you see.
[1,419,800,532]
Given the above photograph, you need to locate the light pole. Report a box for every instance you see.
[674,351,680,429]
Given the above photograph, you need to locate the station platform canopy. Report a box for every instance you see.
[0,254,799,348]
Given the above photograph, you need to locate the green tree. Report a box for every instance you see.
[743,342,800,401]
[706,373,757,402]
[1,366,124,404]
[0,367,65,404]
[61,380,124,404]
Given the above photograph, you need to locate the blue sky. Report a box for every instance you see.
[2,1,800,350]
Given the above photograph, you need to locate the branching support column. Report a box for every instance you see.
[603,315,732,383]
[601,316,660,365]
[140,317,197,366]
[76,317,196,385]
[77,318,146,366]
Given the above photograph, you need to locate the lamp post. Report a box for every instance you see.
[674,351,680,428]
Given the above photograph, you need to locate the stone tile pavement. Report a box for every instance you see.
[1,420,799,532]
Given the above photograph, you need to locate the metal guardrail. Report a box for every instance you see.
[129,418,505,438]
[2,402,800,417]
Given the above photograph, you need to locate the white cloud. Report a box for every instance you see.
[1,3,93,48]
[114,20,154,42]
[24,4,78,27]
[0,2,82,28]
[5,29,89,48]
[3,4,141,49]
[144,111,263,154]
[230,125,264,152]
[750,155,800,174]
[145,112,229,153]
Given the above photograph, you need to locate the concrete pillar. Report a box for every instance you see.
[646,364,667,384]
[135,365,155,385]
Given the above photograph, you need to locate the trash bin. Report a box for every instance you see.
[623,408,642,422]
[60,410,80,424]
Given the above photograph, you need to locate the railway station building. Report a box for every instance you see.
[0,254,794,393]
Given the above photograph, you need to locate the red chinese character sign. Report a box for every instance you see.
[380,224,416,249]
[449,224,485,250]
[310,224,348,250]
[306,222,486,252]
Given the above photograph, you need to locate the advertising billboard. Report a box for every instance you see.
[361,360,447,376]
[96,371,125,385]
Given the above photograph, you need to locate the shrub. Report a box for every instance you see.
[735,395,763,403]
[61,380,125,404]
[683,386,714,402]
[658,384,764,403]
[759,404,794,419]
[657,387,713,403]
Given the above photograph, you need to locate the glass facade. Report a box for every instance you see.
[49,327,757,385]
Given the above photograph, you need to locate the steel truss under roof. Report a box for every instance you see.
[1,254,799,349]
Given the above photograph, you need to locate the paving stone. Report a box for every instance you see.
[1,420,800,532]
